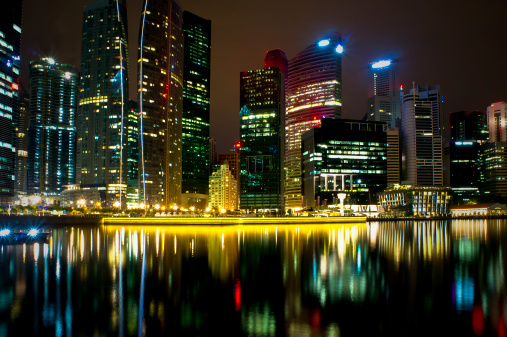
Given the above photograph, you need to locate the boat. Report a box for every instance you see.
[0,228,51,244]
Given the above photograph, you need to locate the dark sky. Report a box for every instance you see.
[21,0,507,153]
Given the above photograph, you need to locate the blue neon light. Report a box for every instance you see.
[318,39,330,47]
[371,60,391,69]
[335,44,344,54]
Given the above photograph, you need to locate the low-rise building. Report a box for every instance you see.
[378,185,451,217]
[209,161,238,211]
[450,203,507,216]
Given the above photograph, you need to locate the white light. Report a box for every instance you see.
[0,229,10,237]
[335,44,344,54]
[318,39,330,47]
[64,72,71,80]
[28,229,39,237]
[47,58,55,65]
[371,60,391,69]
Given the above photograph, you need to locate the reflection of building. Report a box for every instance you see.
[0,0,22,202]
[366,59,400,127]
[450,203,507,216]
[78,0,129,204]
[302,119,387,207]
[378,185,451,216]
[138,0,183,207]
[285,33,343,209]
[209,161,238,210]
[181,11,211,196]
[28,58,78,196]
[239,53,285,210]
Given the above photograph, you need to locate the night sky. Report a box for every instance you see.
[21,0,507,152]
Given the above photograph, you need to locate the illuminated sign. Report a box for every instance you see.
[371,60,391,69]
[318,39,330,47]
[335,44,344,54]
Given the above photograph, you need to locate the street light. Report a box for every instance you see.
[113,201,121,208]
[78,199,86,207]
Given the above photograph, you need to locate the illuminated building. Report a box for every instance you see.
[377,185,451,217]
[138,0,183,208]
[14,93,29,195]
[218,151,239,183]
[486,102,507,142]
[450,203,507,217]
[301,119,387,207]
[387,128,400,185]
[209,161,238,210]
[126,100,139,207]
[449,111,488,200]
[209,137,217,174]
[285,33,343,209]
[480,142,507,197]
[366,59,400,128]
[181,11,211,195]
[27,58,78,195]
[401,85,447,186]
[239,56,285,211]
[78,0,129,206]
[0,0,22,202]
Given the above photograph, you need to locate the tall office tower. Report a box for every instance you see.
[0,0,22,202]
[401,85,444,186]
[264,49,288,80]
[126,100,139,183]
[450,111,488,200]
[27,58,78,195]
[14,92,29,195]
[239,64,285,211]
[78,0,129,206]
[285,33,343,209]
[301,119,387,207]
[209,137,217,173]
[387,128,400,185]
[366,59,400,127]
[181,11,211,195]
[138,0,183,208]
[486,102,507,142]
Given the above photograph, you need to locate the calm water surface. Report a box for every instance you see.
[0,219,506,336]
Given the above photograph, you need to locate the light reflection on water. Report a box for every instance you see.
[0,220,506,336]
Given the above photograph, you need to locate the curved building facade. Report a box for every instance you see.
[138,0,183,208]
[285,33,343,209]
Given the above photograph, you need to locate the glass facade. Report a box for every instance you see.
[239,67,285,210]
[181,11,211,195]
[378,185,451,217]
[126,100,139,208]
[78,0,129,205]
[0,0,22,201]
[302,119,387,207]
[285,33,343,209]
[27,58,78,195]
[138,0,183,208]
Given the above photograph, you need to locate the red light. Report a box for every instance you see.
[11,83,18,90]
[234,279,241,311]
[400,84,403,90]
[235,142,241,149]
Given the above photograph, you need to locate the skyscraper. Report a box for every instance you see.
[138,0,183,209]
[126,100,139,208]
[0,0,22,202]
[239,51,286,211]
[78,0,129,206]
[366,59,400,127]
[181,11,211,195]
[14,92,29,195]
[285,33,343,209]
[401,85,444,186]
[486,102,507,142]
[27,58,78,195]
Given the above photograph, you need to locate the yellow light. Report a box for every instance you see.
[205,207,210,212]
[173,206,178,210]
[78,199,86,206]
[161,206,166,211]
[113,201,120,208]
[155,204,160,210]
[220,209,226,214]
[139,203,145,209]
[190,206,195,211]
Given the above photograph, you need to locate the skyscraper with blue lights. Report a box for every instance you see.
[285,33,343,209]
[0,0,22,202]
[27,58,78,195]
[181,11,211,196]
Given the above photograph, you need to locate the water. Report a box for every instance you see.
[0,219,506,336]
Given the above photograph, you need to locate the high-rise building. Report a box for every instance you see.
[450,111,488,200]
[126,100,139,208]
[366,59,400,127]
[0,0,22,202]
[138,0,183,208]
[27,58,78,195]
[209,161,238,211]
[486,102,507,142]
[78,0,129,206]
[239,58,285,211]
[209,137,217,173]
[301,119,388,207]
[401,85,445,186]
[181,11,211,195]
[218,151,239,183]
[285,33,343,209]
[387,128,401,185]
[14,92,29,195]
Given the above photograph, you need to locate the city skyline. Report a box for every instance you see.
[19,0,507,152]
